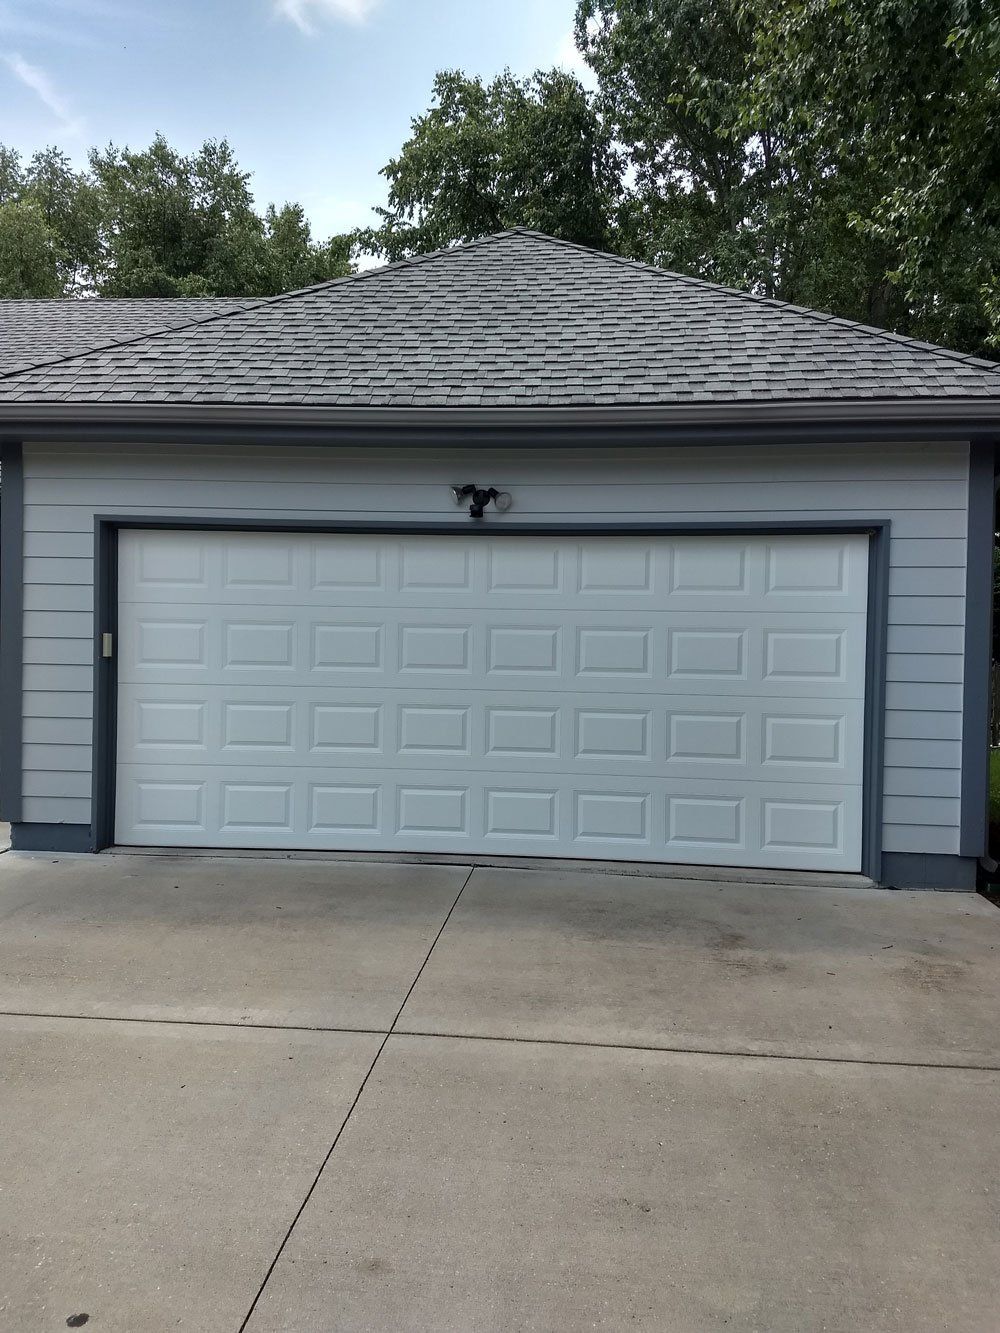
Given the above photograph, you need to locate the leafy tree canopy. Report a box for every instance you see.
[355,68,620,260]
[364,0,1000,359]
[0,135,352,299]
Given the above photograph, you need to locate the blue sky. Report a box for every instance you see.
[0,0,587,240]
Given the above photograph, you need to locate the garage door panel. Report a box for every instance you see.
[115,763,862,870]
[116,684,862,785]
[118,533,868,615]
[116,531,867,870]
[118,605,867,697]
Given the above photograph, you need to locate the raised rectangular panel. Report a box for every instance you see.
[225,622,295,668]
[765,631,844,681]
[575,792,647,841]
[138,621,205,667]
[136,701,205,746]
[312,704,381,751]
[576,710,649,758]
[223,703,293,749]
[766,541,846,594]
[763,800,842,852]
[486,790,557,836]
[667,797,742,846]
[577,628,649,676]
[401,625,470,671]
[487,708,558,755]
[222,778,293,831]
[398,787,468,834]
[578,545,652,593]
[399,706,469,753]
[488,627,559,673]
[135,781,205,828]
[668,630,745,679]
[136,538,205,586]
[222,784,293,830]
[667,713,743,762]
[764,715,842,765]
[313,624,382,670]
[223,539,294,588]
[311,541,382,590]
[400,544,471,589]
[310,785,380,832]
[487,545,559,591]
[670,542,746,593]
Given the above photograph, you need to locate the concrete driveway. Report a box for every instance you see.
[1,853,999,1332]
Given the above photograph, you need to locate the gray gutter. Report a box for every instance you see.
[1,397,1000,447]
[2,397,1000,428]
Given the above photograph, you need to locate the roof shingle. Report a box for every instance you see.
[0,297,256,377]
[1,231,998,408]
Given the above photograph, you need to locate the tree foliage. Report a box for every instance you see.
[356,69,620,260]
[364,0,1000,358]
[0,135,352,299]
[745,0,1000,353]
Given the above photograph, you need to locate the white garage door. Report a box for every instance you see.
[115,530,868,870]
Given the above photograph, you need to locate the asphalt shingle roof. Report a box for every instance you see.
[0,296,256,377]
[1,230,998,408]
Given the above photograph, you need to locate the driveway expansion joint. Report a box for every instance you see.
[237,865,475,1333]
[390,1027,1000,1073]
[0,1009,389,1037]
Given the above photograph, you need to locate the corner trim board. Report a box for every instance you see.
[862,522,891,882]
[0,440,24,823]
[959,438,997,856]
[91,520,118,852]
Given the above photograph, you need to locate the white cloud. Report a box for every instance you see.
[2,51,83,135]
[274,0,381,33]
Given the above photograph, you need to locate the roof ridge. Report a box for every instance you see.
[510,229,1000,376]
[0,232,522,387]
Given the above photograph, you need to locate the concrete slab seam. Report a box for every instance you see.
[236,866,475,1333]
[2,1013,996,1075]
[389,1028,1000,1075]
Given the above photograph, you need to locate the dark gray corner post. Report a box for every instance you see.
[959,437,998,858]
[0,440,24,824]
[862,522,890,882]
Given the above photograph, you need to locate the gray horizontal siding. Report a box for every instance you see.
[20,439,970,854]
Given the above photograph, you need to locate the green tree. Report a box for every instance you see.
[364,1,1000,358]
[0,199,63,298]
[88,136,352,297]
[357,68,619,260]
[577,0,904,321]
[746,0,1000,354]
[0,133,353,299]
[23,148,101,294]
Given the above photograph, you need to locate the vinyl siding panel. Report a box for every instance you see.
[22,796,91,823]
[20,439,972,859]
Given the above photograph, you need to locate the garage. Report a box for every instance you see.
[2,227,994,888]
[114,528,868,870]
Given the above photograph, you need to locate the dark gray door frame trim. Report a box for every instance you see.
[0,440,23,822]
[92,515,890,877]
[959,438,998,856]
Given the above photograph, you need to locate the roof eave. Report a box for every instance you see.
[1,397,999,446]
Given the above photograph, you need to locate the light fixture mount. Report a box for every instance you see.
[450,484,513,518]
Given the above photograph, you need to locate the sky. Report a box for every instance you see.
[0,0,590,241]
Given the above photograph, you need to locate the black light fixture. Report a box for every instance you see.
[451,484,513,518]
